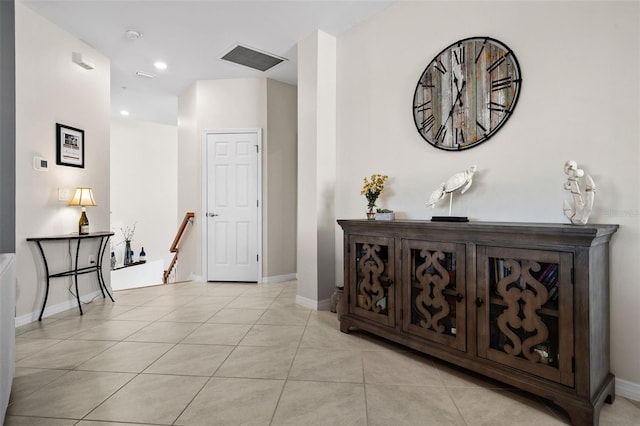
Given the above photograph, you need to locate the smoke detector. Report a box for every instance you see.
[125,29,142,39]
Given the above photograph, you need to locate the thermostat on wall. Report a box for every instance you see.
[33,156,49,171]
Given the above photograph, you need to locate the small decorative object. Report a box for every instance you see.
[139,247,146,262]
[533,345,551,365]
[68,187,96,234]
[124,241,132,265]
[56,123,85,168]
[121,224,136,265]
[110,251,116,270]
[375,208,395,221]
[413,37,521,151]
[426,165,477,221]
[361,173,389,218]
[563,160,595,225]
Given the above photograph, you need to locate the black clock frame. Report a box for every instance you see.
[412,36,522,151]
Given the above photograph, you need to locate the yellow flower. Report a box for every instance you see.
[361,174,389,212]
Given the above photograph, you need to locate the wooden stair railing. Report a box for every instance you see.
[163,212,195,283]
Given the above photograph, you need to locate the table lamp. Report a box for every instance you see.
[68,187,96,235]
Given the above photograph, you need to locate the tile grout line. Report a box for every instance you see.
[268,292,308,426]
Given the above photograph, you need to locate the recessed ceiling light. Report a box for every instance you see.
[154,61,167,71]
[136,71,156,79]
[120,110,129,116]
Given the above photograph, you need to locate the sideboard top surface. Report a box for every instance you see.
[337,219,618,246]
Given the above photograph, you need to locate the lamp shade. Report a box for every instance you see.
[68,187,96,207]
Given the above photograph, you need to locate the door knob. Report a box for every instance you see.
[207,213,219,217]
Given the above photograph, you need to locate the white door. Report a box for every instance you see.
[206,132,259,282]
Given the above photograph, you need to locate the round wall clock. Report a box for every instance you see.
[412,36,521,151]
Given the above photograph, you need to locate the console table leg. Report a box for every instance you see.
[74,239,83,316]
[35,241,50,321]
[97,236,115,302]
[95,237,107,299]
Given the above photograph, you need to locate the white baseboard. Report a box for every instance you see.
[188,273,203,282]
[261,273,297,284]
[295,294,331,311]
[15,290,103,327]
[616,378,640,402]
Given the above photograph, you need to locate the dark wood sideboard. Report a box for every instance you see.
[338,219,618,426]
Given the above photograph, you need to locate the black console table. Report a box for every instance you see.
[27,232,115,320]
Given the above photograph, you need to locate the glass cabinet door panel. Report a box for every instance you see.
[349,235,395,327]
[402,240,466,351]
[477,246,574,386]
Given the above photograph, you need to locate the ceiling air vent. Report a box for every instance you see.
[220,44,286,72]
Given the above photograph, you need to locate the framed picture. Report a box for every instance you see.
[56,123,84,168]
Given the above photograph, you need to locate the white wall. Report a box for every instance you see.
[297,30,337,308]
[110,117,177,278]
[177,83,199,281]
[177,78,297,283]
[15,3,111,320]
[265,79,297,280]
[334,1,640,396]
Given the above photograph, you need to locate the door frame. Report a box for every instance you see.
[201,128,263,283]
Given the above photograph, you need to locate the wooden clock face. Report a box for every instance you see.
[413,37,521,151]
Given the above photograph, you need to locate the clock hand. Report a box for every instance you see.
[456,80,466,107]
[448,80,466,117]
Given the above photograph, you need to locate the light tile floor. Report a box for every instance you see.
[6,280,640,425]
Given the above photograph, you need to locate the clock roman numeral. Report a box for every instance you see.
[491,76,513,91]
[414,100,432,112]
[475,41,487,64]
[420,114,436,132]
[453,45,465,65]
[433,59,447,74]
[434,124,447,144]
[486,56,506,73]
[476,120,487,133]
[488,101,510,113]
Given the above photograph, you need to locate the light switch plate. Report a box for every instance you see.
[58,188,73,202]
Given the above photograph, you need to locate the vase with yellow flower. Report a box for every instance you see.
[361,174,388,219]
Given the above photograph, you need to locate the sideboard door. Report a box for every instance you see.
[401,240,466,351]
[476,246,575,387]
[348,235,395,328]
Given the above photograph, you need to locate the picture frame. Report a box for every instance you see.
[56,123,84,168]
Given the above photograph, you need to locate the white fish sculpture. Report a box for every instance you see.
[563,161,595,225]
[427,165,478,211]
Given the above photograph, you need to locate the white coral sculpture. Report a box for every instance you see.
[563,161,595,225]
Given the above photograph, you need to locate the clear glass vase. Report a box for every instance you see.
[124,240,132,265]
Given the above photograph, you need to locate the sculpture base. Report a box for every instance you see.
[431,216,469,222]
